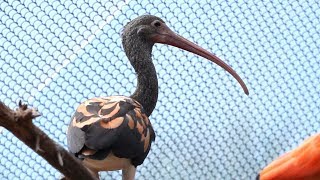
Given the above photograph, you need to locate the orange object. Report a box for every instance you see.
[258,134,320,180]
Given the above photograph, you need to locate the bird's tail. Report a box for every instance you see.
[257,133,320,180]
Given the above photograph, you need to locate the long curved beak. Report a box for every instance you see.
[150,23,249,95]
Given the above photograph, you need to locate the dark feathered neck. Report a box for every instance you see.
[122,35,158,117]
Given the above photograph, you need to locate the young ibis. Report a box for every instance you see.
[257,133,320,180]
[67,15,249,180]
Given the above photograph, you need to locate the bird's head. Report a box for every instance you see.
[122,15,249,95]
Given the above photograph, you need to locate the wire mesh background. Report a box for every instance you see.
[0,0,319,179]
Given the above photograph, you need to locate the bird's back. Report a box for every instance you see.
[67,96,155,168]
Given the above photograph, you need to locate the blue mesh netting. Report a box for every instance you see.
[0,0,319,179]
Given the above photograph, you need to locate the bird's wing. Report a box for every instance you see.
[67,96,155,166]
[259,134,320,180]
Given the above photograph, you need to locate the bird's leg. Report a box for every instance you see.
[122,165,136,180]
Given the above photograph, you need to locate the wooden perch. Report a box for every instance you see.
[0,101,97,180]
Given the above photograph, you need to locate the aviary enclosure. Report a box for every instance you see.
[0,0,319,179]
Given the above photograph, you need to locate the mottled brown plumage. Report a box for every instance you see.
[67,96,155,167]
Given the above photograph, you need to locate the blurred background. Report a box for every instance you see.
[0,0,319,179]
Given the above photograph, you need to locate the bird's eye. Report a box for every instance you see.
[152,21,161,27]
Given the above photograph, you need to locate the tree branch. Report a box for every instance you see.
[0,101,97,180]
